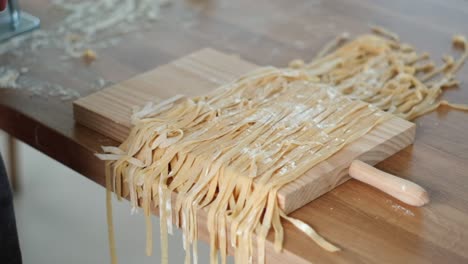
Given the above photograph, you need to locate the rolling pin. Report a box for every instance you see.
[349,160,429,207]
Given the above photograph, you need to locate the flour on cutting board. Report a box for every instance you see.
[0,0,171,100]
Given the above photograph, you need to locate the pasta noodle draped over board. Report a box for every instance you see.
[97,30,467,264]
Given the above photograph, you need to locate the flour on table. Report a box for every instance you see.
[0,0,171,100]
[391,204,415,216]
[0,67,20,89]
[0,66,81,100]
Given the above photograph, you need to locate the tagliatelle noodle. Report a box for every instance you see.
[98,66,391,264]
[299,32,468,120]
[97,31,468,264]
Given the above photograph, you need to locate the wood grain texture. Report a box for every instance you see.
[1,0,468,263]
[279,117,416,213]
[74,49,415,214]
[74,48,257,142]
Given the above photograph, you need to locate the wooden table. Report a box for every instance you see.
[1,0,467,263]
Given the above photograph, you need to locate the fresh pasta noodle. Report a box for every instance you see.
[297,31,468,120]
[370,25,400,41]
[97,30,467,264]
[99,67,389,264]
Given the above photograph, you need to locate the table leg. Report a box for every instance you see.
[7,135,19,191]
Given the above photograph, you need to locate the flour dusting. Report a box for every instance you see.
[389,202,415,216]
[0,66,81,100]
[0,0,171,100]
[0,67,20,89]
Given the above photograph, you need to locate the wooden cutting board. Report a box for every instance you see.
[73,48,415,214]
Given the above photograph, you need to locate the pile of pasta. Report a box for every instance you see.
[291,29,468,120]
[97,30,467,264]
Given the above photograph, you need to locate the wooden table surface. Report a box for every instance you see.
[1,0,468,263]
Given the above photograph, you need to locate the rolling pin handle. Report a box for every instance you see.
[349,160,429,207]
